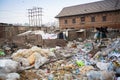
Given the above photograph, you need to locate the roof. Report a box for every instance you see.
[55,0,120,18]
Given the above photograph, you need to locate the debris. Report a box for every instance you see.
[1,37,120,79]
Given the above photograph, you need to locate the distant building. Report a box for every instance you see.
[55,0,120,29]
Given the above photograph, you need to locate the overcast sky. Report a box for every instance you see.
[0,0,101,24]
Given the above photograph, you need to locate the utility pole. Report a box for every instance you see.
[28,7,42,27]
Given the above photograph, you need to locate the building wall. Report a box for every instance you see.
[0,26,5,38]
[59,11,120,29]
[0,25,51,39]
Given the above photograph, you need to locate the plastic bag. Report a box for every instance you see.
[87,70,101,80]
[34,53,48,69]
[35,57,48,69]
[17,58,29,67]
[6,73,20,80]
[0,59,19,73]
[0,73,20,80]
[87,70,115,80]
[96,62,110,70]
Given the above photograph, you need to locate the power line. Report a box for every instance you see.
[28,7,43,27]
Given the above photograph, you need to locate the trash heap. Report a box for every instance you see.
[0,38,120,80]
[11,46,55,69]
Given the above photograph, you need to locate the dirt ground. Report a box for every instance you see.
[18,70,41,80]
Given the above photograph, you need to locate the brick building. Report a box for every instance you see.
[55,0,120,29]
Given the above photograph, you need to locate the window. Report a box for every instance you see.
[64,20,67,24]
[81,16,85,22]
[91,17,95,22]
[72,18,76,23]
[102,16,106,21]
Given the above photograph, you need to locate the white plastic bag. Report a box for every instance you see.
[6,73,20,80]
[96,62,110,70]
[35,57,48,69]
[17,58,30,67]
[34,53,48,69]
[87,70,115,80]
[0,59,19,73]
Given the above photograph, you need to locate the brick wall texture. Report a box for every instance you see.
[59,11,120,29]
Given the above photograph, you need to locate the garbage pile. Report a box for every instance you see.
[18,30,57,39]
[11,46,55,69]
[0,38,120,80]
